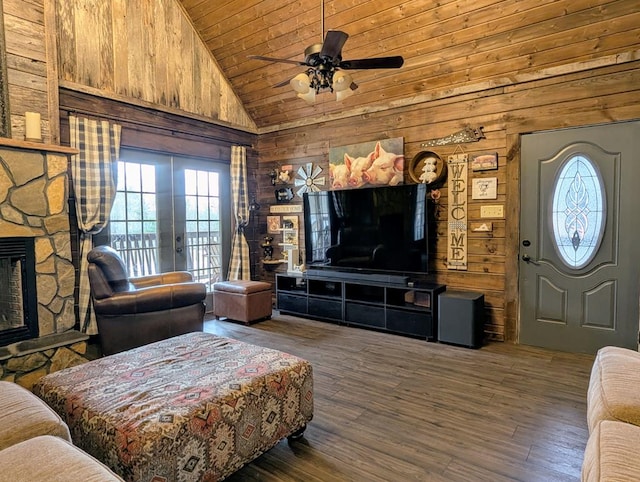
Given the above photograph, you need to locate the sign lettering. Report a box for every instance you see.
[447,153,468,270]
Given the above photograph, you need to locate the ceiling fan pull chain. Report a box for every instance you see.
[321,0,324,41]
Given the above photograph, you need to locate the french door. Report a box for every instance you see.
[101,149,231,308]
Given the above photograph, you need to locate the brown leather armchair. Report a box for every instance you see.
[87,245,206,356]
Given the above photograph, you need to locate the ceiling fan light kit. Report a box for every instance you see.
[332,71,352,92]
[297,88,316,104]
[335,88,354,102]
[290,73,311,94]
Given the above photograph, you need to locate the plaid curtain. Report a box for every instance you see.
[227,145,251,280]
[70,116,122,334]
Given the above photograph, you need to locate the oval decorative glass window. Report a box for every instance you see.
[551,154,606,269]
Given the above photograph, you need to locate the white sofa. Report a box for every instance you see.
[583,346,640,481]
[0,381,123,481]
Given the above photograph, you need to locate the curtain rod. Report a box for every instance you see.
[63,108,254,149]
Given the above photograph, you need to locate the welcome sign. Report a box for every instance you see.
[447,153,468,270]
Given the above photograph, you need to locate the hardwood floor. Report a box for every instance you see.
[203,313,595,482]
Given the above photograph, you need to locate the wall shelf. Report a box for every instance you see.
[262,259,285,271]
[0,138,78,155]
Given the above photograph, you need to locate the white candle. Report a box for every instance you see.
[25,112,42,141]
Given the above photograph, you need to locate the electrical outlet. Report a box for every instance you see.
[480,205,504,218]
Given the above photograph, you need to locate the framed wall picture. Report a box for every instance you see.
[472,177,498,200]
[471,152,498,171]
[282,215,299,231]
[267,215,280,234]
[328,137,404,189]
[471,222,493,232]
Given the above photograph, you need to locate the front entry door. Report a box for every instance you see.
[519,121,640,354]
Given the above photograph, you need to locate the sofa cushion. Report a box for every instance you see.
[0,435,124,481]
[582,420,640,481]
[0,381,71,450]
[587,346,640,432]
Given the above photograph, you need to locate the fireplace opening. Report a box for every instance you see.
[0,237,38,346]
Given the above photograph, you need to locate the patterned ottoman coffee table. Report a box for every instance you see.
[33,332,313,481]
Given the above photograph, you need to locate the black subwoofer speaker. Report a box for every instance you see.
[438,290,485,348]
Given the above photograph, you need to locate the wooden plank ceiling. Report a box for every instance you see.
[179,0,637,131]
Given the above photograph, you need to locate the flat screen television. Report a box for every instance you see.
[303,183,430,277]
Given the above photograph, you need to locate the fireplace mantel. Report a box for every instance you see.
[0,137,78,155]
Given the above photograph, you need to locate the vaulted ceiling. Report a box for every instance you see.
[179,0,637,133]
[179,0,456,132]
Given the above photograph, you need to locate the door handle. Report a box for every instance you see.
[522,254,539,265]
[175,233,184,254]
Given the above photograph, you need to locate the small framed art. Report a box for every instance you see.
[267,215,280,234]
[471,152,498,171]
[472,177,498,200]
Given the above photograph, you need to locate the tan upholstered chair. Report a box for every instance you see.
[87,245,206,355]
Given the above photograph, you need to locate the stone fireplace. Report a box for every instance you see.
[0,140,89,388]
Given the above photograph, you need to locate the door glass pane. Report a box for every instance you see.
[551,154,606,269]
[185,169,222,290]
[111,161,159,277]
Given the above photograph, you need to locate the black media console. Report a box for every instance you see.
[276,273,446,340]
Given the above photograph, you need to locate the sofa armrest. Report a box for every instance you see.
[92,282,206,314]
[130,271,194,288]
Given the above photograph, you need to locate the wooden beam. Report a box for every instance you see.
[44,0,60,143]
[0,0,11,137]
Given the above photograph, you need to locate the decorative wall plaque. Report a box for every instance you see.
[274,187,294,203]
[421,127,484,148]
[269,204,303,214]
[447,153,468,270]
[294,162,325,196]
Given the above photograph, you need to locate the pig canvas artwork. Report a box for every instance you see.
[328,137,404,190]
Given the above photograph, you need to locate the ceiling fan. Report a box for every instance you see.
[248,10,404,103]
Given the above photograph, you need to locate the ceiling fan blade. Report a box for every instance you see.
[248,54,306,66]
[339,56,404,70]
[274,78,292,88]
[320,30,349,60]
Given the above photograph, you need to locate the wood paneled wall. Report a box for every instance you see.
[2,0,59,142]
[54,0,256,132]
[256,61,640,342]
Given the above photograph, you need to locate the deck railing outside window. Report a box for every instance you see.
[111,232,221,290]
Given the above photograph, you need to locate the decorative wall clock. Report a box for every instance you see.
[294,162,325,197]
